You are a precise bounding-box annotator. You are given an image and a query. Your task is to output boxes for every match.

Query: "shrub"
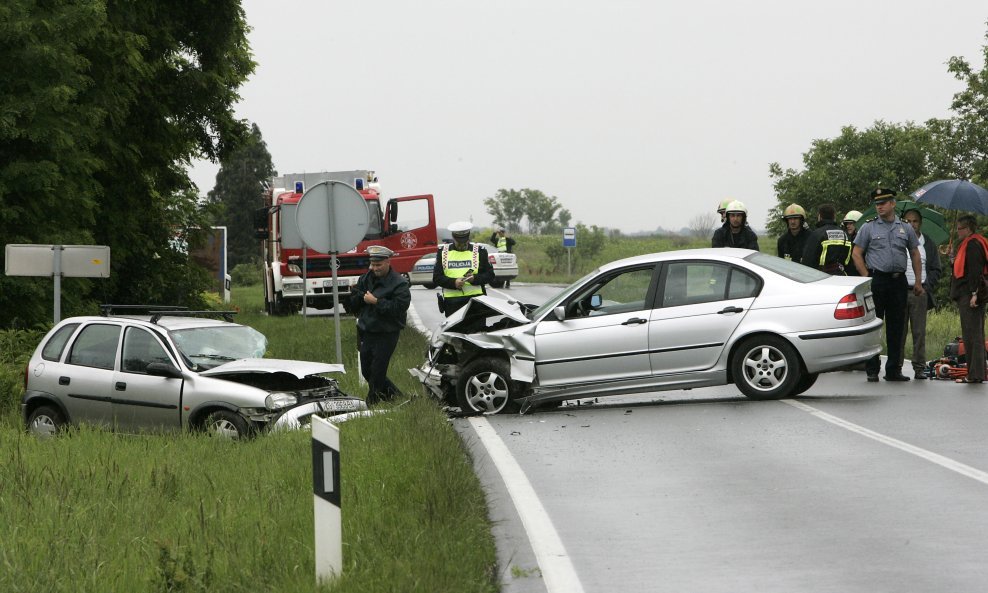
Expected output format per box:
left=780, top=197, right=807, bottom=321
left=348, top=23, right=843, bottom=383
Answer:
left=231, top=261, right=263, bottom=287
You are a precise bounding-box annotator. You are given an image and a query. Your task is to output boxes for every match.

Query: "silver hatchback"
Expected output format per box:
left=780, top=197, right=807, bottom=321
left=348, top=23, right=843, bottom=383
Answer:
left=22, top=307, right=365, bottom=437
left=412, top=248, right=882, bottom=414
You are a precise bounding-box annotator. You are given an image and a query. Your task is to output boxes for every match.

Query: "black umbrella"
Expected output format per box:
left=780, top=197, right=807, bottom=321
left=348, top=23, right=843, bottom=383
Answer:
left=911, top=179, right=988, bottom=214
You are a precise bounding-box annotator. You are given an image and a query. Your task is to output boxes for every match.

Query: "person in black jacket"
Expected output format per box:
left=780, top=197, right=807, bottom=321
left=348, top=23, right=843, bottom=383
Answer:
left=896, top=208, right=942, bottom=379
left=800, top=203, right=853, bottom=274
left=777, top=203, right=810, bottom=262
left=344, top=245, right=411, bottom=404
left=711, top=200, right=759, bottom=250
left=434, top=221, right=495, bottom=316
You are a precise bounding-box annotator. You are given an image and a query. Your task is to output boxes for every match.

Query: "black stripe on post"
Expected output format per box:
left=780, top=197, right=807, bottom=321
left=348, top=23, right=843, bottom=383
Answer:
left=312, top=439, right=341, bottom=508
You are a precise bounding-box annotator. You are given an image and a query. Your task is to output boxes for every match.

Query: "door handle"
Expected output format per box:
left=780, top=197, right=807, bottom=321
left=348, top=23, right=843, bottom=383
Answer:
left=621, top=317, right=647, bottom=325
left=59, top=376, right=70, bottom=385
left=115, top=382, right=127, bottom=391
left=718, top=306, right=743, bottom=314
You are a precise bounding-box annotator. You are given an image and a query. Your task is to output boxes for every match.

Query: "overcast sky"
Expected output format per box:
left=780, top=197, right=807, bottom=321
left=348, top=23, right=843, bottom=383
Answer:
left=190, top=1, right=988, bottom=233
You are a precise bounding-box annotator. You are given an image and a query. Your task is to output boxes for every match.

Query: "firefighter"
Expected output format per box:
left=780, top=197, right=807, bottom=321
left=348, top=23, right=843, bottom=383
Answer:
left=716, top=198, right=733, bottom=224
left=777, top=203, right=810, bottom=262
left=433, top=221, right=495, bottom=316
left=712, top=200, right=759, bottom=250
left=842, top=210, right=862, bottom=241
left=800, top=203, right=853, bottom=274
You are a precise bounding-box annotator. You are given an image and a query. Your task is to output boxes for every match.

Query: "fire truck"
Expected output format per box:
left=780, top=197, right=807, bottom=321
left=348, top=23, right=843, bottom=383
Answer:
left=255, top=171, right=438, bottom=315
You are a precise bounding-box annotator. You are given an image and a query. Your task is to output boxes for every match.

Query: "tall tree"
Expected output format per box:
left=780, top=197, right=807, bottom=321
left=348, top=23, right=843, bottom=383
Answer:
left=483, top=189, right=527, bottom=232
left=523, top=189, right=561, bottom=235
left=207, top=124, right=275, bottom=267
left=0, top=0, right=253, bottom=326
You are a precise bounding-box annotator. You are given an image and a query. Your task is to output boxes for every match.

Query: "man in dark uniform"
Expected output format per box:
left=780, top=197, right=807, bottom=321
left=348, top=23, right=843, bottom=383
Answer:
left=949, top=215, right=988, bottom=383
left=711, top=200, right=760, bottom=250
left=344, top=245, right=411, bottom=404
left=800, top=203, right=853, bottom=274
left=851, top=188, right=925, bottom=383
left=434, top=221, right=495, bottom=316
left=777, top=203, right=810, bottom=262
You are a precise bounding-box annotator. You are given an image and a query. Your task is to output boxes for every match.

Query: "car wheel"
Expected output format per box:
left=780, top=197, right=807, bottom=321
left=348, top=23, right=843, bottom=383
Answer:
left=456, top=358, right=518, bottom=415
left=27, top=405, right=66, bottom=437
left=791, top=372, right=819, bottom=396
left=489, top=279, right=504, bottom=288
left=731, top=335, right=801, bottom=400
left=204, top=410, right=250, bottom=439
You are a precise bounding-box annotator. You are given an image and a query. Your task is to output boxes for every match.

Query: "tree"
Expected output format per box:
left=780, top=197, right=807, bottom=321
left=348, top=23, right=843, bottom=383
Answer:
left=207, top=124, right=275, bottom=267
left=688, top=212, right=717, bottom=238
left=767, top=121, right=932, bottom=237
left=0, top=0, right=253, bottom=326
left=483, top=189, right=527, bottom=232
left=522, top=189, right=561, bottom=234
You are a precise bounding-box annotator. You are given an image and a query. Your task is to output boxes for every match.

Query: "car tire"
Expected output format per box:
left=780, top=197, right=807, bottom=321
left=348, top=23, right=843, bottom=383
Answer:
left=791, top=372, right=819, bottom=396
left=456, top=357, right=519, bottom=415
left=731, top=335, right=801, bottom=400
left=203, top=410, right=251, bottom=439
left=27, top=405, right=66, bottom=437
left=489, top=279, right=504, bottom=288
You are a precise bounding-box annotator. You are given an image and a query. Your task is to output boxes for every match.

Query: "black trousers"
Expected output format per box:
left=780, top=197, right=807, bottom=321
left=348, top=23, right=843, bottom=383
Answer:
left=357, top=330, right=402, bottom=404
left=956, top=296, right=986, bottom=382
left=867, top=273, right=908, bottom=376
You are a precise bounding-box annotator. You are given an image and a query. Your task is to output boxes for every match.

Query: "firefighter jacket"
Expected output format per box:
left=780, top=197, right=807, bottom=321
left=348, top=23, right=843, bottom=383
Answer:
left=777, top=226, right=811, bottom=262
left=433, top=243, right=495, bottom=299
left=711, top=222, right=760, bottom=251
left=801, top=219, right=853, bottom=275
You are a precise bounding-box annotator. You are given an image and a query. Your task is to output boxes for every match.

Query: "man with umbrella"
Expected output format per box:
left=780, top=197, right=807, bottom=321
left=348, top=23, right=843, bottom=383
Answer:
left=851, top=188, right=925, bottom=382
left=896, top=207, right=942, bottom=379
left=948, top=215, right=988, bottom=384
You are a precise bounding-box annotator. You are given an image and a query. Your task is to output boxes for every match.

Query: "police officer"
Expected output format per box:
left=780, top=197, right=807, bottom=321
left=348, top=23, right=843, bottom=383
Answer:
left=851, top=188, right=925, bottom=382
left=344, top=245, right=411, bottom=404
left=434, top=221, right=495, bottom=316
left=777, top=203, right=810, bottom=262
left=800, top=203, right=853, bottom=274
left=489, top=226, right=516, bottom=288
left=711, top=200, right=760, bottom=250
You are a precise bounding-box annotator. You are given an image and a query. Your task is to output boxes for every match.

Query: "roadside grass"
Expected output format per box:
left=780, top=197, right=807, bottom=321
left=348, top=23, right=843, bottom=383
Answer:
left=0, top=285, right=498, bottom=593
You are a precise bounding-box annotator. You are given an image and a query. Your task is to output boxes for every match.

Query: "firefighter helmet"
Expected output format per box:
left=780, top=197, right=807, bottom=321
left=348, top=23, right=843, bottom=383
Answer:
left=782, top=204, right=806, bottom=219
left=724, top=200, right=747, bottom=215
left=717, top=198, right=733, bottom=214
left=842, top=210, right=862, bottom=224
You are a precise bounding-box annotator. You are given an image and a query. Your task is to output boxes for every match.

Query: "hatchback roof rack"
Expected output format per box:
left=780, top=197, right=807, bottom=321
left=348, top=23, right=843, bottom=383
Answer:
left=149, top=310, right=238, bottom=324
left=100, top=304, right=189, bottom=317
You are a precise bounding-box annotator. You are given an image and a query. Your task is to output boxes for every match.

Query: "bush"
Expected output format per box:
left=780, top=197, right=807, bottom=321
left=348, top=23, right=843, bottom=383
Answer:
left=230, top=261, right=263, bottom=287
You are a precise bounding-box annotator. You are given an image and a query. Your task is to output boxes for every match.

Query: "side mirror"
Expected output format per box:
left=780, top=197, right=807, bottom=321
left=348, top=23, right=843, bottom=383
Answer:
left=146, top=362, right=183, bottom=379
left=553, top=305, right=566, bottom=321
left=389, top=202, right=398, bottom=223
left=590, top=294, right=603, bottom=309
left=253, top=207, right=270, bottom=239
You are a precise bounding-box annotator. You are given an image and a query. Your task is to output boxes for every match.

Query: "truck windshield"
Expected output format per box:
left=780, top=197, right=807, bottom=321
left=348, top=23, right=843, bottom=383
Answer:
left=365, top=199, right=382, bottom=239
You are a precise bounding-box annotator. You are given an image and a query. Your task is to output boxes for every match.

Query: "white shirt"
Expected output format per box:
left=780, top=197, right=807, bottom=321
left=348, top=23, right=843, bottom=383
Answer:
left=904, top=233, right=927, bottom=285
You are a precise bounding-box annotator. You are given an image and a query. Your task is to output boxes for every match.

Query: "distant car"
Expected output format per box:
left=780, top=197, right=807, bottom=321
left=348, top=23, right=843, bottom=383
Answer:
left=407, top=243, right=518, bottom=289
left=22, top=306, right=366, bottom=438
left=411, top=248, right=882, bottom=414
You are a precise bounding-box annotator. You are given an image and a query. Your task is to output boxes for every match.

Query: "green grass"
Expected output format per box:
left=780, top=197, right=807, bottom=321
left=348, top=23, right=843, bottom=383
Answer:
left=0, top=285, right=497, bottom=593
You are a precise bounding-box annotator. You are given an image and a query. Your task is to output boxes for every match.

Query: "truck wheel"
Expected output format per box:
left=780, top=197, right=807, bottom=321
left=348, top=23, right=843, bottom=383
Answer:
left=27, top=405, right=66, bottom=437
left=456, top=357, right=519, bottom=415
left=731, top=335, right=801, bottom=400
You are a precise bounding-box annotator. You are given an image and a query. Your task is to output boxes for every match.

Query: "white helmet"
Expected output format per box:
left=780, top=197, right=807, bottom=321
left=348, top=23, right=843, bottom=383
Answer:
left=448, top=221, right=473, bottom=240
left=842, top=210, right=862, bottom=224
left=725, top=200, right=747, bottom=215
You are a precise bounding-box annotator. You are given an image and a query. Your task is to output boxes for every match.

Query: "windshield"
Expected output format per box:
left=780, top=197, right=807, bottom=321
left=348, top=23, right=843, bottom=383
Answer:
left=528, top=267, right=602, bottom=320
left=364, top=199, right=382, bottom=239
left=744, top=252, right=830, bottom=283
left=170, top=325, right=268, bottom=370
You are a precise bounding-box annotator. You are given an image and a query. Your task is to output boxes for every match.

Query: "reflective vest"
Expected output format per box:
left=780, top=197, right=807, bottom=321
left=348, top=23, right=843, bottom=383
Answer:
left=817, top=229, right=853, bottom=275
left=441, top=244, right=483, bottom=298
left=496, top=236, right=507, bottom=251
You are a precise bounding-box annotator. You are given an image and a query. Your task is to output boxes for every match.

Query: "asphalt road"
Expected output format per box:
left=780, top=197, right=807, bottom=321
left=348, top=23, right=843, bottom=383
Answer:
left=407, top=283, right=988, bottom=593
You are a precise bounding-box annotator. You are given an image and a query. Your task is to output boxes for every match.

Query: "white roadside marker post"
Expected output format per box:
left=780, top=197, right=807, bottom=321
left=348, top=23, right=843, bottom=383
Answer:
left=312, top=416, right=342, bottom=583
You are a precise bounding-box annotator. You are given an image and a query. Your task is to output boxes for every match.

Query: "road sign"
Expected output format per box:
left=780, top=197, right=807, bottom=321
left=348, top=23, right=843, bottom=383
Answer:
left=5, top=244, right=111, bottom=323
left=563, top=227, right=576, bottom=247
left=295, top=181, right=369, bottom=254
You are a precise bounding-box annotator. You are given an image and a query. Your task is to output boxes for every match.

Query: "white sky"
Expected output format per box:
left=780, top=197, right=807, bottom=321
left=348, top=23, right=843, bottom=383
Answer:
left=190, top=1, right=988, bottom=233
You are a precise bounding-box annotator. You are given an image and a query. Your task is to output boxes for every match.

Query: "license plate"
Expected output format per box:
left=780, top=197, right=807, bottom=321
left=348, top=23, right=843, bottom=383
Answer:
left=865, top=294, right=875, bottom=311
left=319, top=399, right=360, bottom=412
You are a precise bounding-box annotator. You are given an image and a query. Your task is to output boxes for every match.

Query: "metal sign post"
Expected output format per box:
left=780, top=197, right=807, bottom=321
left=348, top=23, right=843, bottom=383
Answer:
left=312, top=416, right=342, bottom=583
left=5, top=244, right=111, bottom=323
left=295, top=181, right=369, bottom=365
left=563, top=227, right=576, bottom=277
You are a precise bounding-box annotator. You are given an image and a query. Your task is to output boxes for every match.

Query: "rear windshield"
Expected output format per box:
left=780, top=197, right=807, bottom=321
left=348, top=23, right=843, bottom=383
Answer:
left=744, top=252, right=830, bottom=283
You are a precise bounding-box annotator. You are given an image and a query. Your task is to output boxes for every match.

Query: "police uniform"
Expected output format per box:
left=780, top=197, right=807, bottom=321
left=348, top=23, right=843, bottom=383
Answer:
left=343, top=245, right=411, bottom=404
left=433, top=222, right=495, bottom=316
left=851, top=188, right=921, bottom=382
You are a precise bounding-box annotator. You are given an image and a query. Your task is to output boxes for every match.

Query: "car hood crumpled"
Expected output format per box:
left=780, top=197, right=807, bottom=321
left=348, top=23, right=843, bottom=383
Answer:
left=199, top=358, right=345, bottom=378
left=442, top=295, right=531, bottom=329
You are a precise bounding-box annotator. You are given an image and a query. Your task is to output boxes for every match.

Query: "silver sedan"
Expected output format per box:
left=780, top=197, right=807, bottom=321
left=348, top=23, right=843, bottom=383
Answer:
left=411, top=248, right=882, bottom=414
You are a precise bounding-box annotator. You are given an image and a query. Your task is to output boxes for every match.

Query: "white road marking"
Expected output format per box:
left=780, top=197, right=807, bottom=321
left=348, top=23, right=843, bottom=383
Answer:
left=407, top=301, right=431, bottom=335
left=468, top=416, right=586, bottom=593
left=783, top=399, right=988, bottom=485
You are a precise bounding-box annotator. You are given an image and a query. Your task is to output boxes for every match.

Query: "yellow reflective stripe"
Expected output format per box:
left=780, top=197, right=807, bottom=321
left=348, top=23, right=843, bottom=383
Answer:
left=819, top=239, right=853, bottom=266
left=442, top=245, right=483, bottom=297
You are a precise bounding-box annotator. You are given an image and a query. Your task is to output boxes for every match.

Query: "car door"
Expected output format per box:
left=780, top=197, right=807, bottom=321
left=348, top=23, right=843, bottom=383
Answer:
left=534, top=265, right=657, bottom=387
left=112, top=327, right=185, bottom=432
left=61, top=322, right=122, bottom=428
left=649, top=261, right=760, bottom=375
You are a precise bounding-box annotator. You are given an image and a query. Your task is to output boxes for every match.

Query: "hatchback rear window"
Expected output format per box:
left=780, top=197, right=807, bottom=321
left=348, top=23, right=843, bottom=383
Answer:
left=42, top=323, right=80, bottom=361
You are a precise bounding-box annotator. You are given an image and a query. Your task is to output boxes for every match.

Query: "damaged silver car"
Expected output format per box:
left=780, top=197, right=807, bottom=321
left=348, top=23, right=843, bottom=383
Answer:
left=22, top=306, right=365, bottom=438
left=411, top=248, right=883, bottom=414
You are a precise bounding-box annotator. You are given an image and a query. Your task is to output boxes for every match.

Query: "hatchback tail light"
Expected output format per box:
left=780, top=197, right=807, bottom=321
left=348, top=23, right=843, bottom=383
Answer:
left=834, top=293, right=865, bottom=319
